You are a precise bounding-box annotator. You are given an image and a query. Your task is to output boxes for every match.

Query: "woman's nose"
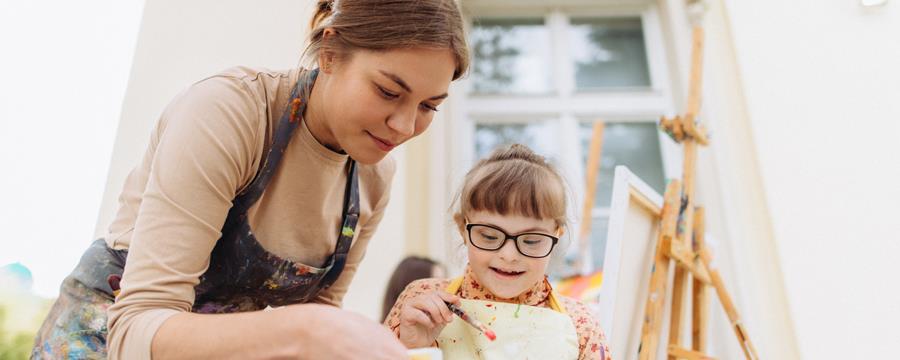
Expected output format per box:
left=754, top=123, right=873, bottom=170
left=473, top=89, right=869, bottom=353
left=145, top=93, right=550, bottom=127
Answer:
left=386, top=106, right=416, bottom=137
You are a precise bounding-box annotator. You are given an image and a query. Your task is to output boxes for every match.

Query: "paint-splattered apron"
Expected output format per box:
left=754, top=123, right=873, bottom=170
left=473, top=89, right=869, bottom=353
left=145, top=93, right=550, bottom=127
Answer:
left=32, top=69, right=361, bottom=359
left=436, top=277, right=580, bottom=360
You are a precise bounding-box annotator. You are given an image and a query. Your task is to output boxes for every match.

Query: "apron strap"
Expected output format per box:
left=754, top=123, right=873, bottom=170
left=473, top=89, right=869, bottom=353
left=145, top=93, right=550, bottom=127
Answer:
left=444, top=276, right=568, bottom=315
left=223, top=67, right=359, bottom=291
left=230, top=69, right=319, bottom=216
left=318, top=159, right=360, bottom=290
left=546, top=280, right=568, bottom=315
left=445, top=276, right=464, bottom=294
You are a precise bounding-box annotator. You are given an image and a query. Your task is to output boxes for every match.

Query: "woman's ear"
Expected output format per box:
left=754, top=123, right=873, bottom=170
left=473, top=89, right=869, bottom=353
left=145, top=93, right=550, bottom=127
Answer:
left=317, top=28, right=338, bottom=73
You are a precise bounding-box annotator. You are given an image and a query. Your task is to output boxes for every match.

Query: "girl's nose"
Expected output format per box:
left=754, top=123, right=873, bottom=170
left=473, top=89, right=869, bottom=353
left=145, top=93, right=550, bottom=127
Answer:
left=497, top=239, right=520, bottom=261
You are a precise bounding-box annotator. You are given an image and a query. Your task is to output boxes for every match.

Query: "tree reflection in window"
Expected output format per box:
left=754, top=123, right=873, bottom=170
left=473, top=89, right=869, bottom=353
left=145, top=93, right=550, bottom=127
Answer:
left=571, top=17, right=651, bottom=90
left=470, top=18, right=550, bottom=94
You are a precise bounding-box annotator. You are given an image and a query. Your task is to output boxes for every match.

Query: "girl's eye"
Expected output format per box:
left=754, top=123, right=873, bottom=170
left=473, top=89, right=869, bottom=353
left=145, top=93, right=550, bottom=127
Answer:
left=377, top=85, right=399, bottom=99
left=480, top=233, right=499, bottom=241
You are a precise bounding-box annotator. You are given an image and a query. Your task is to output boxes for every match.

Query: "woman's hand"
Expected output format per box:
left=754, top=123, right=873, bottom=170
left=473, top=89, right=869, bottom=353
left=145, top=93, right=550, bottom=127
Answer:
left=290, top=304, right=408, bottom=359
left=397, top=291, right=460, bottom=349
left=150, top=303, right=407, bottom=360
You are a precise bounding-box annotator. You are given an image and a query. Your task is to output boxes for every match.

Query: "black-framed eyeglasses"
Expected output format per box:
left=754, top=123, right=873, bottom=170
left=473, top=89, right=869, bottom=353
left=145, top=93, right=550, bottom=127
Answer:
left=465, top=223, right=559, bottom=258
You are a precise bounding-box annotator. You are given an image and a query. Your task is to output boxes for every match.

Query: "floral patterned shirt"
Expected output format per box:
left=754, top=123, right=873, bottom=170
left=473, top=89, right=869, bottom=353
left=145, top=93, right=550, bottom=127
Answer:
left=384, top=266, right=612, bottom=360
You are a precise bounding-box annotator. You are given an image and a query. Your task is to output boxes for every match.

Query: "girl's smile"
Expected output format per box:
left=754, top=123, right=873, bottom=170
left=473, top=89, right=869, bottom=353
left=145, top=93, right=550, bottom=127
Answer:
left=489, top=266, right=526, bottom=279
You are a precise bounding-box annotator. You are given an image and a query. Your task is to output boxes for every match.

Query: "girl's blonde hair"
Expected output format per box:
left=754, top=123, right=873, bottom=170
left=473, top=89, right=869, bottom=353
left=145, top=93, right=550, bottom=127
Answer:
left=304, top=0, right=469, bottom=80
left=453, top=144, right=569, bottom=232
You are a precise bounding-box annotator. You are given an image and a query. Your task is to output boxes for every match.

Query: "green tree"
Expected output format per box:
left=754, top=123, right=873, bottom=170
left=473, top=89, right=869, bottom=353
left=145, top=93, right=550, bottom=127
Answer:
left=0, top=306, right=37, bottom=360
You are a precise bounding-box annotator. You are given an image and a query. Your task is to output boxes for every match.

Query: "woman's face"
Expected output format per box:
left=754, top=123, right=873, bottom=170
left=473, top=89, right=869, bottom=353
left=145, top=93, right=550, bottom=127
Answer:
left=460, top=211, right=559, bottom=299
left=315, top=46, right=456, bottom=165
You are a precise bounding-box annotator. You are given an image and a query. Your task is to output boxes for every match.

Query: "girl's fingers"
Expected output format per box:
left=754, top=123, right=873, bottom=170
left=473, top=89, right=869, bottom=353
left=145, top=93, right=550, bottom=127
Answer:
left=402, top=302, right=435, bottom=329
left=407, top=309, right=435, bottom=329
left=428, top=294, right=453, bottom=323
left=411, top=297, right=445, bottom=327
left=427, top=297, right=451, bottom=325
left=437, top=291, right=461, bottom=306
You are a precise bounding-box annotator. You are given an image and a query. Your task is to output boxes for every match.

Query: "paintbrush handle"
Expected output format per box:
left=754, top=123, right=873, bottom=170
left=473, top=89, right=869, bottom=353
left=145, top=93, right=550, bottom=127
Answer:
left=445, top=303, right=475, bottom=325
left=444, top=301, right=497, bottom=341
left=444, top=302, right=481, bottom=328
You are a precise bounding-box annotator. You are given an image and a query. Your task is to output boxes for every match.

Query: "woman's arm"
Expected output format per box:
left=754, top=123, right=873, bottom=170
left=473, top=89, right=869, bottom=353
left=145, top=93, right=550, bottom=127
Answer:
left=152, top=303, right=406, bottom=359
left=107, top=74, right=264, bottom=360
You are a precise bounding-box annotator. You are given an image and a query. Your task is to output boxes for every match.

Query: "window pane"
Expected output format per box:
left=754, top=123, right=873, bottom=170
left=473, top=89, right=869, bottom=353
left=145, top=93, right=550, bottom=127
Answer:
left=579, top=122, right=665, bottom=209
left=570, top=17, right=651, bottom=90
left=474, top=121, right=559, bottom=163
left=548, top=216, right=608, bottom=278
left=470, top=18, right=552, bottom=94
left=590, top=215, right=609, bottom=270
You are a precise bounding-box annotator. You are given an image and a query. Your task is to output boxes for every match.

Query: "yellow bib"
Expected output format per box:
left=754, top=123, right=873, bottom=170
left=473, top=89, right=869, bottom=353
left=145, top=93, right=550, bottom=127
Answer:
left=436, top=277, right=579, bottom=360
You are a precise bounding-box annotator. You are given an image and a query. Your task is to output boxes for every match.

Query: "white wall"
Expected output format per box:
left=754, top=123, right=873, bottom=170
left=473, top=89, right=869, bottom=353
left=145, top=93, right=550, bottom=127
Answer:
left=0, top=0, right=143, bottom=297
left=723, top=1, right=900, bottom=359
left=96, top=0, right=407, bottom=321
left=95, top=0, right=314, bottom=237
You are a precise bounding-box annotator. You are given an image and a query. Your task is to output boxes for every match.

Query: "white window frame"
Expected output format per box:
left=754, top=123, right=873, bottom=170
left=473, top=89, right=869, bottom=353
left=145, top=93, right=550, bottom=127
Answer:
left=430, top=1, right=684, bottom=269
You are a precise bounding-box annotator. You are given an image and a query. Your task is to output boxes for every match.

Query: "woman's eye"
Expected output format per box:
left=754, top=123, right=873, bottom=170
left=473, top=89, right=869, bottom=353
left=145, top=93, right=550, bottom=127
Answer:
left=377, top=86, right=399, bottom=99
left=420, top=103, right=439, bottom=112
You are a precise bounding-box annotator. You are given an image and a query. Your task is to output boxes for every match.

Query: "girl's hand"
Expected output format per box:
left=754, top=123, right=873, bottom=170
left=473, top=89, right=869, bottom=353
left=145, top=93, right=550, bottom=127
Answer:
left=398, top=291, right=460, bottom=348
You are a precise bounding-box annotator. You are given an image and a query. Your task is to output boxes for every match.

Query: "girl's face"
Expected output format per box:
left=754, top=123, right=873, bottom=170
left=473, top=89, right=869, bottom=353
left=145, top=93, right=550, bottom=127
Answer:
left=461, top=210, right=559, bottom=299
left=314, top=46, right=456, bottom=165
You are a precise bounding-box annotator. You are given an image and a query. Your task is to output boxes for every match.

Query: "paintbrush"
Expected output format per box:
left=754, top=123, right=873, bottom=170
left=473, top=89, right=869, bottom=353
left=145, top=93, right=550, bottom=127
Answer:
left=444, top=301, right=496, bottom=341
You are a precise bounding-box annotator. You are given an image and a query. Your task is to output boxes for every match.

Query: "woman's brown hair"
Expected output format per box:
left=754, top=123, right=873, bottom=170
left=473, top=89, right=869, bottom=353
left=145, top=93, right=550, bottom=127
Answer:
left=305, top=0, right=469, bottom=80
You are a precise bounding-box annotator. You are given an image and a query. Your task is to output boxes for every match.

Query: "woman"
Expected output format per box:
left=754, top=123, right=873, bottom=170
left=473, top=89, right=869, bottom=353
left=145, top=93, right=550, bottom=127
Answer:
left=32, top=0, right=469, bottom=359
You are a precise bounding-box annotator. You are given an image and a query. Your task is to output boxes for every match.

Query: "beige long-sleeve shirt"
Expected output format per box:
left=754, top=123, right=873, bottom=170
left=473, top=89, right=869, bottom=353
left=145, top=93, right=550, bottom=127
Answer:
left=104, top=67, right=395, bottom=360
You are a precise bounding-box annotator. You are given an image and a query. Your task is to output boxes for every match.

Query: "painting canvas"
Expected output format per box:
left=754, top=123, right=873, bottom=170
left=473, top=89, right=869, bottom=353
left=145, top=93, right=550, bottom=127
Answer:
left=595, top=166, right=674, bottom=360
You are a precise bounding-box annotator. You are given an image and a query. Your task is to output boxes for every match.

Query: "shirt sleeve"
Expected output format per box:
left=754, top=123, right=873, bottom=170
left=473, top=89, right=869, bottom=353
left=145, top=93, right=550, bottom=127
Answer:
left=562, top=297, right=613, bottom=360
left=106, top=75, right=265, bottom=360
left=310, top=157, right=396, bottom=307
left=383, top=278, right=449, bottom=336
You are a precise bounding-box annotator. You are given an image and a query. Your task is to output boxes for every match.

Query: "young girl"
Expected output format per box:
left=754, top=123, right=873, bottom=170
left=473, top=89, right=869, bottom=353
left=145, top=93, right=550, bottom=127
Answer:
left=384, top=144, right=613, bottom=360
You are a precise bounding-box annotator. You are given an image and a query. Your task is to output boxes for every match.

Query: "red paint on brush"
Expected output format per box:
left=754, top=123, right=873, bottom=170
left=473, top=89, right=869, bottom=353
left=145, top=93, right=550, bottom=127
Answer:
left=485, top=330, right=497, bottom=341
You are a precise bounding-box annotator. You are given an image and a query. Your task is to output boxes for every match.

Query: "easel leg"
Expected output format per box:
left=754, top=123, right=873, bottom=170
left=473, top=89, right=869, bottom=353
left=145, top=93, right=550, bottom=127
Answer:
left=691, top=278, right=708, bottom=353
left=691, top=208, right=708, bottom=353
left=638, top=181, right=682, bottom=360
left=668, top=266, right=689, bottom=360
left=700, top=249, right=760, bottom=360
left=639, top=247, right=671, bottom=360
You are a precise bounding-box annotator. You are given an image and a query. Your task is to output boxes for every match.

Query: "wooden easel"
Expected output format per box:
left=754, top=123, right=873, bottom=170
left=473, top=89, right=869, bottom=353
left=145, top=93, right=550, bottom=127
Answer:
left=573, top=121, right=605, bottom=274
left=636, top=26, right=760, bottom=360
